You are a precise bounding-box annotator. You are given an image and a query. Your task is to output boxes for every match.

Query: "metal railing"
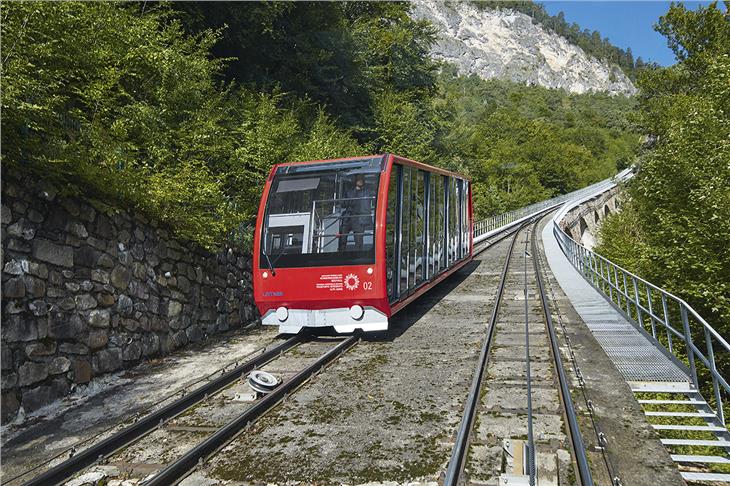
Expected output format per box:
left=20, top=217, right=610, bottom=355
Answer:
left=553, top=184, right=729, bottom=426
left=472, top=172, right=628, bottom=242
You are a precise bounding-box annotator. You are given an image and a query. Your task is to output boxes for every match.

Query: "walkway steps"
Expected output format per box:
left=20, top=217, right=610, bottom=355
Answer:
left=671, top=455, right=730, bottom=464
left=629, top=383, right=694, bottom=393
left=681, top=472, right=730, bottom=483
left=646, top=411, right=718, bottom=418
left=661, top=439, right=730, bottom=448
left=639, top=399, right=707, bottom=406
left=654, top=424, right=729, bottom=433
left=642, top=391, right=730, bottom=483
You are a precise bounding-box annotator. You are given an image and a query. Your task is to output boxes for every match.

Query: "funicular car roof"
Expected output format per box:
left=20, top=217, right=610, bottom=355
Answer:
left=269, top=154, right=470, bottom=181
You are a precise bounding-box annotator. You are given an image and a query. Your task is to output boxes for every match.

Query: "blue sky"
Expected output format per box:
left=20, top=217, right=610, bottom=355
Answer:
left=541, top=2, right=713, bottom=66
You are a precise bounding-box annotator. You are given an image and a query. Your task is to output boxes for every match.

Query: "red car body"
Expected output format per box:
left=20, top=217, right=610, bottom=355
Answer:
left=253, top=154, right=472, bottom=334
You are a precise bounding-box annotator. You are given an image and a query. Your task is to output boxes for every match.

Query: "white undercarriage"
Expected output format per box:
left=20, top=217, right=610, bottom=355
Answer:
left=261, top=306, right=388, bottom=334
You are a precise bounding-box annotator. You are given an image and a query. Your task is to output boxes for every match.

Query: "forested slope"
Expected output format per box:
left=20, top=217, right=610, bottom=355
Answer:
left=597, top=3, right=729, bottom=363
left=1, top=1, right=640, bottom=249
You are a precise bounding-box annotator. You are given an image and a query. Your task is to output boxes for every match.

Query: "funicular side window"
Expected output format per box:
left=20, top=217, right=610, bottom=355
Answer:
left=437, top=174, right=446, bottom=272
left=412, top=169, right=426, bottom=288
left=260, top=156, right=383, bottom=269
left=448, top=177, right=458, bottom=264
left=462, top=181, right=470, bottom=256
left=457, top=179, right=464, bottom=260
left=399, top=166, right=412, bottom=294
left=386, top=166, right=399, bottom=301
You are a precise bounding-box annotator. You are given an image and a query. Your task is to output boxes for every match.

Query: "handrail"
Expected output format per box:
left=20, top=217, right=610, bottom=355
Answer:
left=551, top=176, right=729, bottom=426
left=472, top=170, right=631, bottom=243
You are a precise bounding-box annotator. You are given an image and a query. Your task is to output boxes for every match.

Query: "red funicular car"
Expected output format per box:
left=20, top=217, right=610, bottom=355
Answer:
left=253, top=154, right=472, bottom=334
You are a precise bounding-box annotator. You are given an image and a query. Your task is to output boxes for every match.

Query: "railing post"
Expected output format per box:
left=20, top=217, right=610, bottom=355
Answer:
left=680, top=305, right=699, bottom=389
left=579, top=246, right=585, bottom=273
left=633, top=277, right=643, bottom=330
left=661, top=294, right=673, bottom=353
left=622, top=272, right=631, bottom=317
left=704, top=326, right=725, bottom=426
left=590, top=253, right=598, bottom=286
left=646, top=287, right=657, bottom=339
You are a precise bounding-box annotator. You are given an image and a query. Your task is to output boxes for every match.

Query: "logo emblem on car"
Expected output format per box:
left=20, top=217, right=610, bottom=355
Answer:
left=344, top=273, right=360, bottom=291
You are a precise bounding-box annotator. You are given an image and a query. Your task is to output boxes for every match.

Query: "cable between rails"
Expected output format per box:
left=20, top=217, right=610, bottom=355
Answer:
left=531, top=218, right=595, bottom=486
left=444, top=219, right=531, bottom=485
left=533, top=230, right=623, bottom=486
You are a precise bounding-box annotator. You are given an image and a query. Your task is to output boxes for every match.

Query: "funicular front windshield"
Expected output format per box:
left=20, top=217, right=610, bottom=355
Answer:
left=260, top=156, right=383, bottom=269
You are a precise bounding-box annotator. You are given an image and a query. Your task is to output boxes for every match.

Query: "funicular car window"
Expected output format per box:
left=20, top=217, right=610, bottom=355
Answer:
left=260, top=156, right=383, bottom=269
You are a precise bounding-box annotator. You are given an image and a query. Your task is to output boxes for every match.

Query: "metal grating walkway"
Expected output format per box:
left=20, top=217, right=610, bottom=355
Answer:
left=541, top=222, right=690, bottom=386
left=542, top=219, right=730, bottom=483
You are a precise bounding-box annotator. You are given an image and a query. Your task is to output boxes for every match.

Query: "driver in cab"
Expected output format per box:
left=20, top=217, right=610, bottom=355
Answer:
left=339, top=174, right=374, bottom=251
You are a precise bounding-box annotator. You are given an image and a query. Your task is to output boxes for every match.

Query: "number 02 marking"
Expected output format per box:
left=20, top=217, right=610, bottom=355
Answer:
left=363, top=282, right=373, bottom=291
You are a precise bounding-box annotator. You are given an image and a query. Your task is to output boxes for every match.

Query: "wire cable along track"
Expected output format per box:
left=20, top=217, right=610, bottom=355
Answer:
left=531, top=220, right=593, bottom=486
left=143, top=335, right=358, bottom=485
left=20, top=334, right=305, bottom=486
left=445, top=216, right=595, bottom=486
left=444, top=219, right=528, bottom=484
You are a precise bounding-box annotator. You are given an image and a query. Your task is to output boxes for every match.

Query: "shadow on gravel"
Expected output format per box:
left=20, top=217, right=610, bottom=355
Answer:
left=276, top=259, right=482, bottom=344
left=365, top=259, right=482, bottom=343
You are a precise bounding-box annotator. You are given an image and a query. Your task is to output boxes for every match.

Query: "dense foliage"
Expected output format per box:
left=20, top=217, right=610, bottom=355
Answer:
left=2, top=1, right=639, bottom=249
left=1, top=2, right=364, bottom=248
left=433, top=68, right=639, bottom=217
left=171, top=2, right=438, bottom=135
left=597, top=2, right=729, bottom=371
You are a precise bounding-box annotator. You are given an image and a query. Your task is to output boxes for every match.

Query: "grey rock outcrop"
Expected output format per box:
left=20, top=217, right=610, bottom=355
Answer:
left=411, top=1, right=637, bottom=96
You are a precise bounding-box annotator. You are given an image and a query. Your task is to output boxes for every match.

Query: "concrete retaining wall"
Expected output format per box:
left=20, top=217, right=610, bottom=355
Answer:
left=1, top=172, right=258, bottom=423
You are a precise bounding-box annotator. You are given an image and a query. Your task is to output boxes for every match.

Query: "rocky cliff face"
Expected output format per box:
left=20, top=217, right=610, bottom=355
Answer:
left=412, top=1, right=637, bottom=96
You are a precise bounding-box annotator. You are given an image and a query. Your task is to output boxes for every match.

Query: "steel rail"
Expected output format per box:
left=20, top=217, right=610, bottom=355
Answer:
left=444, top=219, right=530, bottom=485
left=472, top=205, right=557, bottom=258
left=21, top=334, right=304, bottom=486
left=144, top=335, right=358, bottom=486
left=523, top=229, right=536, bottom=485
left=531, top=219, right=594, bottom=486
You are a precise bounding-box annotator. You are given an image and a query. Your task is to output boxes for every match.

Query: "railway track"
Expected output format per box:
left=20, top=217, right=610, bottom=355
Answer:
left=18, top=335, right=355, bottom=486
left=14, top=218, right=552, bottom=486
left=445, top=216, right=593, bottom=486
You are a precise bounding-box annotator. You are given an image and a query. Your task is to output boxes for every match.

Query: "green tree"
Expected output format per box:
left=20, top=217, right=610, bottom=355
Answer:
left=598, top=2, right=730, bottom=376
left=1, top=2, right=363, bottom=248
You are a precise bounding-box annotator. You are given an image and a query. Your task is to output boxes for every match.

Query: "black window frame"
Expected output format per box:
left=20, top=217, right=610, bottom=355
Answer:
left=258, top=156, right=385, bottom=269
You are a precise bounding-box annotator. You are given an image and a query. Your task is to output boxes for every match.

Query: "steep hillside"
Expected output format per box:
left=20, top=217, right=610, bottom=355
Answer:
left=412, top=1, right=637, bottom=96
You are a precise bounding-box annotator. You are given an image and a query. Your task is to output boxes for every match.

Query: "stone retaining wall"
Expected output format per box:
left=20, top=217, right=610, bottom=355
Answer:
left=559, top=186, right=621, bottom=250
left=1, top=172, right=258, bottom=423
